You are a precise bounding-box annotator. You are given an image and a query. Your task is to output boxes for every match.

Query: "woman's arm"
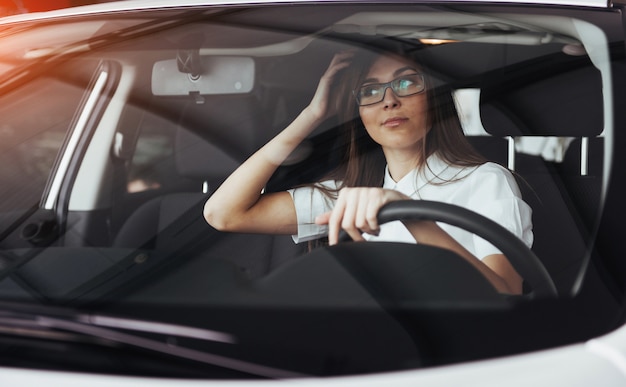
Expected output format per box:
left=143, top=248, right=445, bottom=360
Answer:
left=315, top=187, right=523, bottom=294
left=404, top=221, right=523, bottom=294
left=203, top=109, right=321, bottom=235
left=203, top=52, right=353, bottom=234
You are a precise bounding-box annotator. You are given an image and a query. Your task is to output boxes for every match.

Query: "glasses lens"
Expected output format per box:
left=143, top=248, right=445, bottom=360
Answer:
left=357, top=85, right=383, bottom=106
left=391, top=74, right=424, bottom=97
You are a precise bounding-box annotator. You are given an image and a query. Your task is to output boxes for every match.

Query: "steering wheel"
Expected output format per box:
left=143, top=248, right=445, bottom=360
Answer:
left=342, top=200, right=557, bottom=298
left=258, top=200, right=556, bottom=308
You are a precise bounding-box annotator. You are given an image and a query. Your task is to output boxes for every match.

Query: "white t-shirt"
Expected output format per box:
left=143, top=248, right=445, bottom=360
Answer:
left=287, top=154, right=533, bottom=260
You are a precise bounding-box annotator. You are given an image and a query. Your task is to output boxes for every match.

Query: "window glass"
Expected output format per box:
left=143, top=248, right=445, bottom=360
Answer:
left=126, top=113, right=175, bottom=193
left=0, top=61, right=97, bottom=215
left=0, top=5, right=620, bottom=378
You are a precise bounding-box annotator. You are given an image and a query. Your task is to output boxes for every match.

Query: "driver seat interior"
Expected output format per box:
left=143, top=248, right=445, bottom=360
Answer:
left=476, top=64, right=604, bottom=295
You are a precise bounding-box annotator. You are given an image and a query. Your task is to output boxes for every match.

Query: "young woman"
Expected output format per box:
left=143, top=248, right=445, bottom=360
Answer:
left=204, top=49, right=533, bottom=295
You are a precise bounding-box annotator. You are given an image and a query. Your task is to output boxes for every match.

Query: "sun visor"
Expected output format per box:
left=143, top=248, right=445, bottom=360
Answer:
left=152, top=55, right=254, bottom=96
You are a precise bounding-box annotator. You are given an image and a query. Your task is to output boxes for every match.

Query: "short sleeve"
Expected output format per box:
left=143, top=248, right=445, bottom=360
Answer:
left=287, top=181, right=338, bottom=243
left=467, top=163, right=533, bottom=258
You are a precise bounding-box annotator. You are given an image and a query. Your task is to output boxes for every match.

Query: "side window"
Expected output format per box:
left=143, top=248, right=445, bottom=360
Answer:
left=120, top=100, right=193, bottom=195
left=0, top=62, right=98, bottom=215
left=127, top=119, right=174, bottom=194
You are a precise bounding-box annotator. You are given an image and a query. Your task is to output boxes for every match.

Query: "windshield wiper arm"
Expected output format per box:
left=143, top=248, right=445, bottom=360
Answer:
left=0, top=310, right=307, bottom=379
left=76, top=314, right=235, bottom=343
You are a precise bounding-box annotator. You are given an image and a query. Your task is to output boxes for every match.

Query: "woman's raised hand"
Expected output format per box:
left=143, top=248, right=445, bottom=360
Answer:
left=306, top=51, right=354, bottom=122
left=315, top=187, right=411, bottom=245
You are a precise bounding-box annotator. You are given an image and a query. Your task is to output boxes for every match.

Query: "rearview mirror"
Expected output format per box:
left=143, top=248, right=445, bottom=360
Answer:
left=151, top=56, right=254, bottom=96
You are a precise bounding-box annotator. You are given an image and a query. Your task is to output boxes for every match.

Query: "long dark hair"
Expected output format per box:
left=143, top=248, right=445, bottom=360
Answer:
left=326, top=48, right=486, bottom=189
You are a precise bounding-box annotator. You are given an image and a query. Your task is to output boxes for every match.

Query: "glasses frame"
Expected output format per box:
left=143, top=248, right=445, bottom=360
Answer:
left=353, top=73, right=426, bottom=107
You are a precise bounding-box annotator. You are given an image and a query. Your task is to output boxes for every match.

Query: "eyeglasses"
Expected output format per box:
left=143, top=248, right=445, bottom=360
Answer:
left=354, top=73, right=425, bottom=106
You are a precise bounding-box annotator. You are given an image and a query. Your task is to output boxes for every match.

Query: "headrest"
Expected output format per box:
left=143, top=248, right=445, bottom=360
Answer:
left=174, top=127, right=240, bottom=181
left=480, top=65, right=603, bottom=137
left=173, top=96, right=264, bottom=182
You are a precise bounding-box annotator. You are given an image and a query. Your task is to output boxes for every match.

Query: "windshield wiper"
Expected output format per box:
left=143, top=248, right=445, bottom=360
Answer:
left=0, top=308, right=307, bottom=379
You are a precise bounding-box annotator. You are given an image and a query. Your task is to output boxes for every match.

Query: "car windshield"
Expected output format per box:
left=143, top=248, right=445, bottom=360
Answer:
left=0, top=3, right=623, bottom=379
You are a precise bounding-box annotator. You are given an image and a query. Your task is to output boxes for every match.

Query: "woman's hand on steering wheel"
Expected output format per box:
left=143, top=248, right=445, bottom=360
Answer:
left=315, top=187, right=410, bottom=245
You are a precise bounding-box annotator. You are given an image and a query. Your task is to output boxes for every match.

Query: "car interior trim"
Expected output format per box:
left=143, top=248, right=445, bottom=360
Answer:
left=44, top=70, right=110, bottom=210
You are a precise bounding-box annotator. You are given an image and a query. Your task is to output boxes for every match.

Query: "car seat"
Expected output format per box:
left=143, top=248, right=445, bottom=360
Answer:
left=113, top=98, right=304, bottom=281
left=477, top=64, right=604, bottom=295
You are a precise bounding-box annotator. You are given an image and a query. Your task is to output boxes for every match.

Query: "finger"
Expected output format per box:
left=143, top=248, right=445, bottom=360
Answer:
left=330, top=50, right=355, bottom=65
left=315, top=211, right=331, bottom=225
left=327, top=194, right=346, bottom=245
left=365, top=190, right=382, bottom=235
left=325, top=51, right=355, bottom=76
left=355, top=189, right=375, bottom=235
left=339, top=189, right=364, bottom=244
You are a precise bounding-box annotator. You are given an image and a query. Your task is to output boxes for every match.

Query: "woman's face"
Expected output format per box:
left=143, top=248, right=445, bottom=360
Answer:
left=358, top=55, right=430, bottom=155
